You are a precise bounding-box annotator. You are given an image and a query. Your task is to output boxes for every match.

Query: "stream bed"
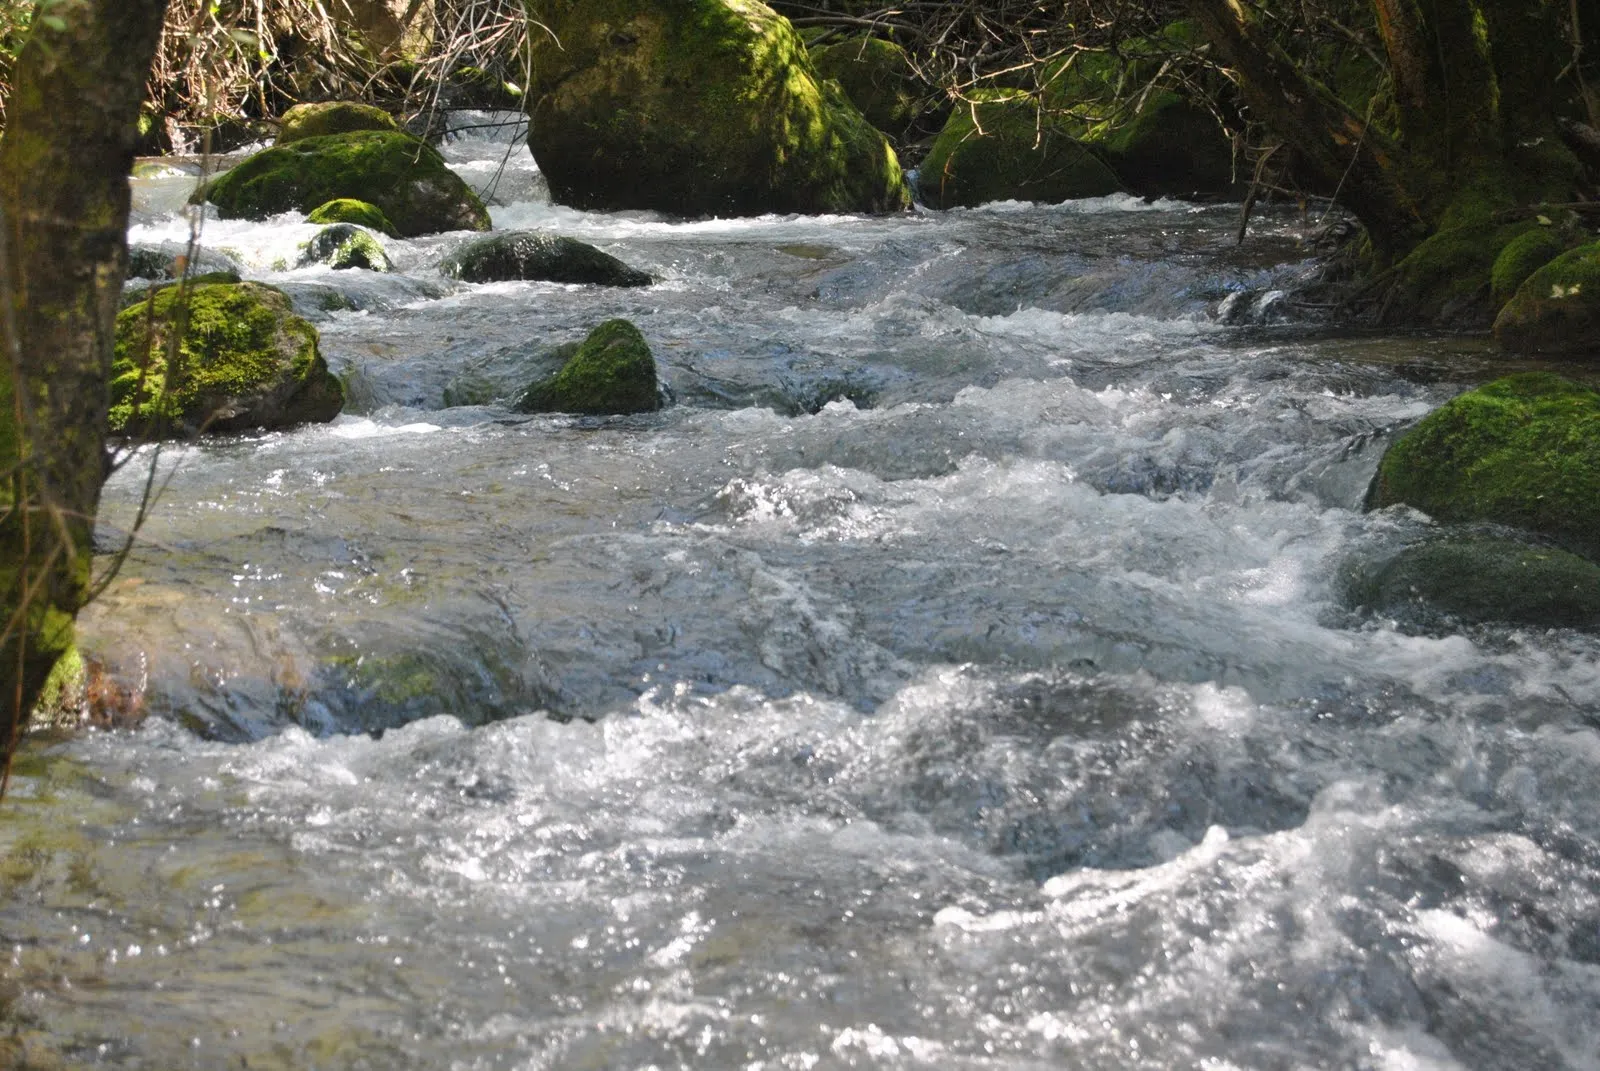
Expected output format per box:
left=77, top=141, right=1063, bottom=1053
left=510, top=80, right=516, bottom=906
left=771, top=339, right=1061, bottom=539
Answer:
left=3, top=115, right=1599, bottom=1070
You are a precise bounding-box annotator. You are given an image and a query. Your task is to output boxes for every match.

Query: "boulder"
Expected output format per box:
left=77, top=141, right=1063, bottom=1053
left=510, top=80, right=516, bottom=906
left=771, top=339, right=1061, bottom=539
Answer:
left=917, top=92, right=1123, bottom=209
left=277, top=101, right=398, bottom=144
left=440, top=231, right=651, bottom=286
left=298, top=224, right=393, bottom=272
left=1345, top=534, right=1600, bottom=630
left=1493, top=240, right=1600, bottom=355
left=1386, top=220, right=1539, bottom=327
left=307, top=198, right=399, bottom=237
left=1490, top=225, right=1569, bottom=305
left=523, top=0, right=910, bottom=217
left=1094, top=91, right=1234, bottom=199
left=202, top=130, right=491, bottom=237
left=111, top=281, right=344, bottom=437
left=1366, top=373, right=1600, bottom=558
left=808, top=36, right=924, bottom=138
left=515, top=319, right=660, bottom=415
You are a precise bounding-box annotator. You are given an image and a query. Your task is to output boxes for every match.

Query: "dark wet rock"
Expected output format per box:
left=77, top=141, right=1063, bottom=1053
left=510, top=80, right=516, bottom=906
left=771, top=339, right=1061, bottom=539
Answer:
left=298, top=223, right=393, bottom=272
left=514, top=319, right=660, bottom=415
left=440, top=231, right=652, bottom=286
left=1494, top=239, right=1600, bottom=356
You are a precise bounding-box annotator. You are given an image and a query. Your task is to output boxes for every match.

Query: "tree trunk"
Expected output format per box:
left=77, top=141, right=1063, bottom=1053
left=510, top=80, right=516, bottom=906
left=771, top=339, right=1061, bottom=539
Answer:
left=0, top=0, right=169, bottom=785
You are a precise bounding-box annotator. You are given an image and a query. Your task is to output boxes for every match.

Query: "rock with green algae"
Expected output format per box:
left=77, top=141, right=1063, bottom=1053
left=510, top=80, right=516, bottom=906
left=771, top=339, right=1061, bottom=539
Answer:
left=1366, top=372, right=1600, bottom=558
left=111, top=281, right=344, bottom=437
left=202, top=130, right=490, bottom=237
left=917, top=91, right=1123, bottom=209
left=807, top=36, right=926, bottom=138
left=440, top=231, right=651, bottom=286
left=276, top=101, right=398, bottom=144
left=298, top=223, right=393, bottom=272
left=1344, top=533, right=1600, bottom=631
left=523, top=0, right=909, bottom=217
left=1385, top=220, right=1542, bottom=326
left=1493, top=240, right=1600, bottom=355
left=515, top=319, right=660, bottom=415
left=1490, top=225, right=1570, bottom=305
left=307, top=197, right=399, bottom=237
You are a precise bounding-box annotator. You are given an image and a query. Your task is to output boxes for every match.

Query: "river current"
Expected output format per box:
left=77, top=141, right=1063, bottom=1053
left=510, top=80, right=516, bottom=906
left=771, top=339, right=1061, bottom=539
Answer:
left=3, top=115, right=1599, bottom=1069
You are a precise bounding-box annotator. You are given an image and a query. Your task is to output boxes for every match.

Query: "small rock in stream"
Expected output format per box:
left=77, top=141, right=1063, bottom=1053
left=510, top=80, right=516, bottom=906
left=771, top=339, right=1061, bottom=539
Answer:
left=440, top=231, right=652, bottom=287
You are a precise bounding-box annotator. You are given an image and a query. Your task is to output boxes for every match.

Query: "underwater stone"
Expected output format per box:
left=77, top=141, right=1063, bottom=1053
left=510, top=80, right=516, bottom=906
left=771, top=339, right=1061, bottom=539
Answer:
left=515, top=319, right=660, bottom=415
left=440, top=231, right=651, bottom=286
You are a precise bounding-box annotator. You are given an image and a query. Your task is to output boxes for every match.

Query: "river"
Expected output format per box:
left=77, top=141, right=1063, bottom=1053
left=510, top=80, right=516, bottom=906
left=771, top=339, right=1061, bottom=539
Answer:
left=2, top=114, right=1598, bottom=1070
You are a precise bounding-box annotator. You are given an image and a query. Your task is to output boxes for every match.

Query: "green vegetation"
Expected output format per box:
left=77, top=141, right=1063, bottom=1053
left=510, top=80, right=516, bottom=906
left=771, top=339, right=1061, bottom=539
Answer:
left=202, top=130, right=491, bottom=237
left=111, top=281, right=344, bottom=437
left=807, top=36, right=924, bottom=138
left=515, top=319, right=662, bottom=415
left=1493, top=241, right=1600, bottom=355
left=276, top=100, right=397, bottom=143
left=307, top=197, right=399, bottom=237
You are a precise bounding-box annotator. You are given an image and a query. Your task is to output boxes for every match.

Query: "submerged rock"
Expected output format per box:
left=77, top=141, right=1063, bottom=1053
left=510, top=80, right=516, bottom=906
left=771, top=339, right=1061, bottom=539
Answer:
left=111, top=281, right=344, bottom=437
left=1366, top=373, right=1600, bottom=558
left=202, top=130, right=491, bottom=237
left=440, top=231, right=651, bottom=286
left=1494, top=240, right=1600, bottom=355
left=1345, top=534, right=1600, bottom=630
left=515, top=319, right=660, bottom=415
left=307, top=197, right=399, bottom=237
left=298, top=223, right=393, bottom=272
left=523, top=0, right=910, bottom=217
left=277, top=101, right=398, bottom=144
left=917, top=92, right=1123, bottom=209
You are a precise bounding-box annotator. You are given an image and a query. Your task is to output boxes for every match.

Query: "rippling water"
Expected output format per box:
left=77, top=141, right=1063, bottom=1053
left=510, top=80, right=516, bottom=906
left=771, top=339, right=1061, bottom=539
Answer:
left=3, top=114, right=1598, bottom=1070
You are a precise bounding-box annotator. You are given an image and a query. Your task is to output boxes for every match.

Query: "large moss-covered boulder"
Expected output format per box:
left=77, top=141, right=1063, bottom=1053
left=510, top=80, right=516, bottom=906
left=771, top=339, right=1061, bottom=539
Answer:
left=111, top=282, right=344, bottom=437
left=515, top=319, right=660, bottom=415
left=523, top=0, right=910, bottom=217
left=1493, top=240, right=1600, bottom=355
left=277, top=101, right=398, bottom=144
left=1366, top=373, right=1600, bottom=558
left=440, top=231, right=652, bottom=286
left=203, top=130, right=490, bottom=237
left=808, top=36, right=924, bottom=138
left=1094, top=91, right=1234, bottom=199
left=298, top=224, right=393, bottom=272
left=1386, top=221, right=1540, bottom=326
left=307, top=197, right=399, bottom=237
left=917, top=91, right=1123, bottom=209
left=1345, top=534, right=1600, bottom=630
left=1490, top=225, right=1569, bottom=305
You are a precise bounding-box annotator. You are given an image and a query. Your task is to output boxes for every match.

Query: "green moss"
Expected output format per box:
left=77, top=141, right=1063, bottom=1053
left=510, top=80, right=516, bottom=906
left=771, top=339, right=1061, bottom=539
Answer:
left=111, top=282, right=344, bottom=437
left=29, top=646, right=84, bottom=732
left=515, top=319, right=660, bottom=415
left=307, top=198, right=399, bottom=237
left=1489, top=226, right=1569, bottom=305
left=202, top=130, right=490, bottom=237
left=446, top=65, right=524, bottom=110
left=524, top=0, right=909, bottom=216
left=808, top=36, right=922, bottom=137
left=119, top=270, right=243, bottom=309
left=299, top=224, right=392, bottom=272
left=1367, top=373, right=1600, bottom=558
left=1388, top=220, right=1538, bottom=324
left=1346, top=534, right=1600, bottom=630
left=277, top=101, right=398, bottom=144
left=1493, top=240, right=1600, bottom=355
left=918, top=91, right=1122, bottom=209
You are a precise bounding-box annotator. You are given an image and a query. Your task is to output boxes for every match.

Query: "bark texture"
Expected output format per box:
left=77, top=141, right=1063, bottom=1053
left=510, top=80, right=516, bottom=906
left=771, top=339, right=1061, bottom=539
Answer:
left=0, top=0, right=169, bottom=782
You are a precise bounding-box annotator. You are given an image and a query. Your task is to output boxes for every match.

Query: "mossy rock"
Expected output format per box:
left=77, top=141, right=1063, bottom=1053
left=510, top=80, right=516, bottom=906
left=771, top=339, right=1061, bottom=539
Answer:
left=515, top=319, right=661, bottom=415
left=112, top=281, right=344, bottom=437
left=1387, top=220, right=1539, bottom=326
left=1493, top=240, right=1600, bottom=356
left=443, top=341, right=580, bottom=407
left=1366, top=373, right=1600, bottom=558
left=298, top=224, right=393, bottom=272
left=808, top=36, right=924, bottom=138
left=202, top=130, right=491, bottom=237
left=1093, top=91, right=1234, bottom=199
left=277, top=101, right=398, bottom=144
left=917, top=91, right=1123, bottom=209
left=29, top=646, right=85, bottom=733
left=120, top=270, right=244, bottom=309
left=1344, top=534, right=1600, bottom=630
left=1490, top=225, right=1570, bottom=305
left=440, top=231, right=652, bottom=286
left=524, top=0, right=910, bottom=217
left=307, top=198, right=399, bottom=237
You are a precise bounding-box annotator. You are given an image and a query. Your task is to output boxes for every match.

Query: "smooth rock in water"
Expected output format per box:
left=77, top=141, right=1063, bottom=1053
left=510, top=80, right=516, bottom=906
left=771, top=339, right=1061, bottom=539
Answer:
left=440, top=231, right=651, bottom=286
left=515, top=320, right=660, bottom=415
left=307, top=197, right=399, bottom=237
left=111, top=281, right=344, bottom=437
left=917, top=91, right=1123, bottom=209
left=523, top=0, right=910, bottom=217
left=202, top=130, right=491, bottom=237
left=1366, top=372, right=1600, bottom=558
left=1493, top=239, right=1600, bottom=355
left=299, top=223, right=393, bottom=272
left=277, top=101, right=398, bottom=144
left=808, top=36, right=927, bottom=138
left=1094, top=91, right=1234, bottom=199
left=1345, top=534, right=1600, bottom=630
left=127, top=242, right=240, bottom=281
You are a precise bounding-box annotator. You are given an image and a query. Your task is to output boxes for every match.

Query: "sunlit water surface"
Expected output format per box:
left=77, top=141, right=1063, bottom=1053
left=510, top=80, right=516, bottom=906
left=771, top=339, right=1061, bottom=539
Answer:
left=3, top=113, right=1599, bottom=1071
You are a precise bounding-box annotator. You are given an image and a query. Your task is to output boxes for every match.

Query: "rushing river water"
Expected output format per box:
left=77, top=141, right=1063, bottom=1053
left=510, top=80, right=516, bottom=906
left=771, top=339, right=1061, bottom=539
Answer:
left=3, top=114, right=1599, bottom=1070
